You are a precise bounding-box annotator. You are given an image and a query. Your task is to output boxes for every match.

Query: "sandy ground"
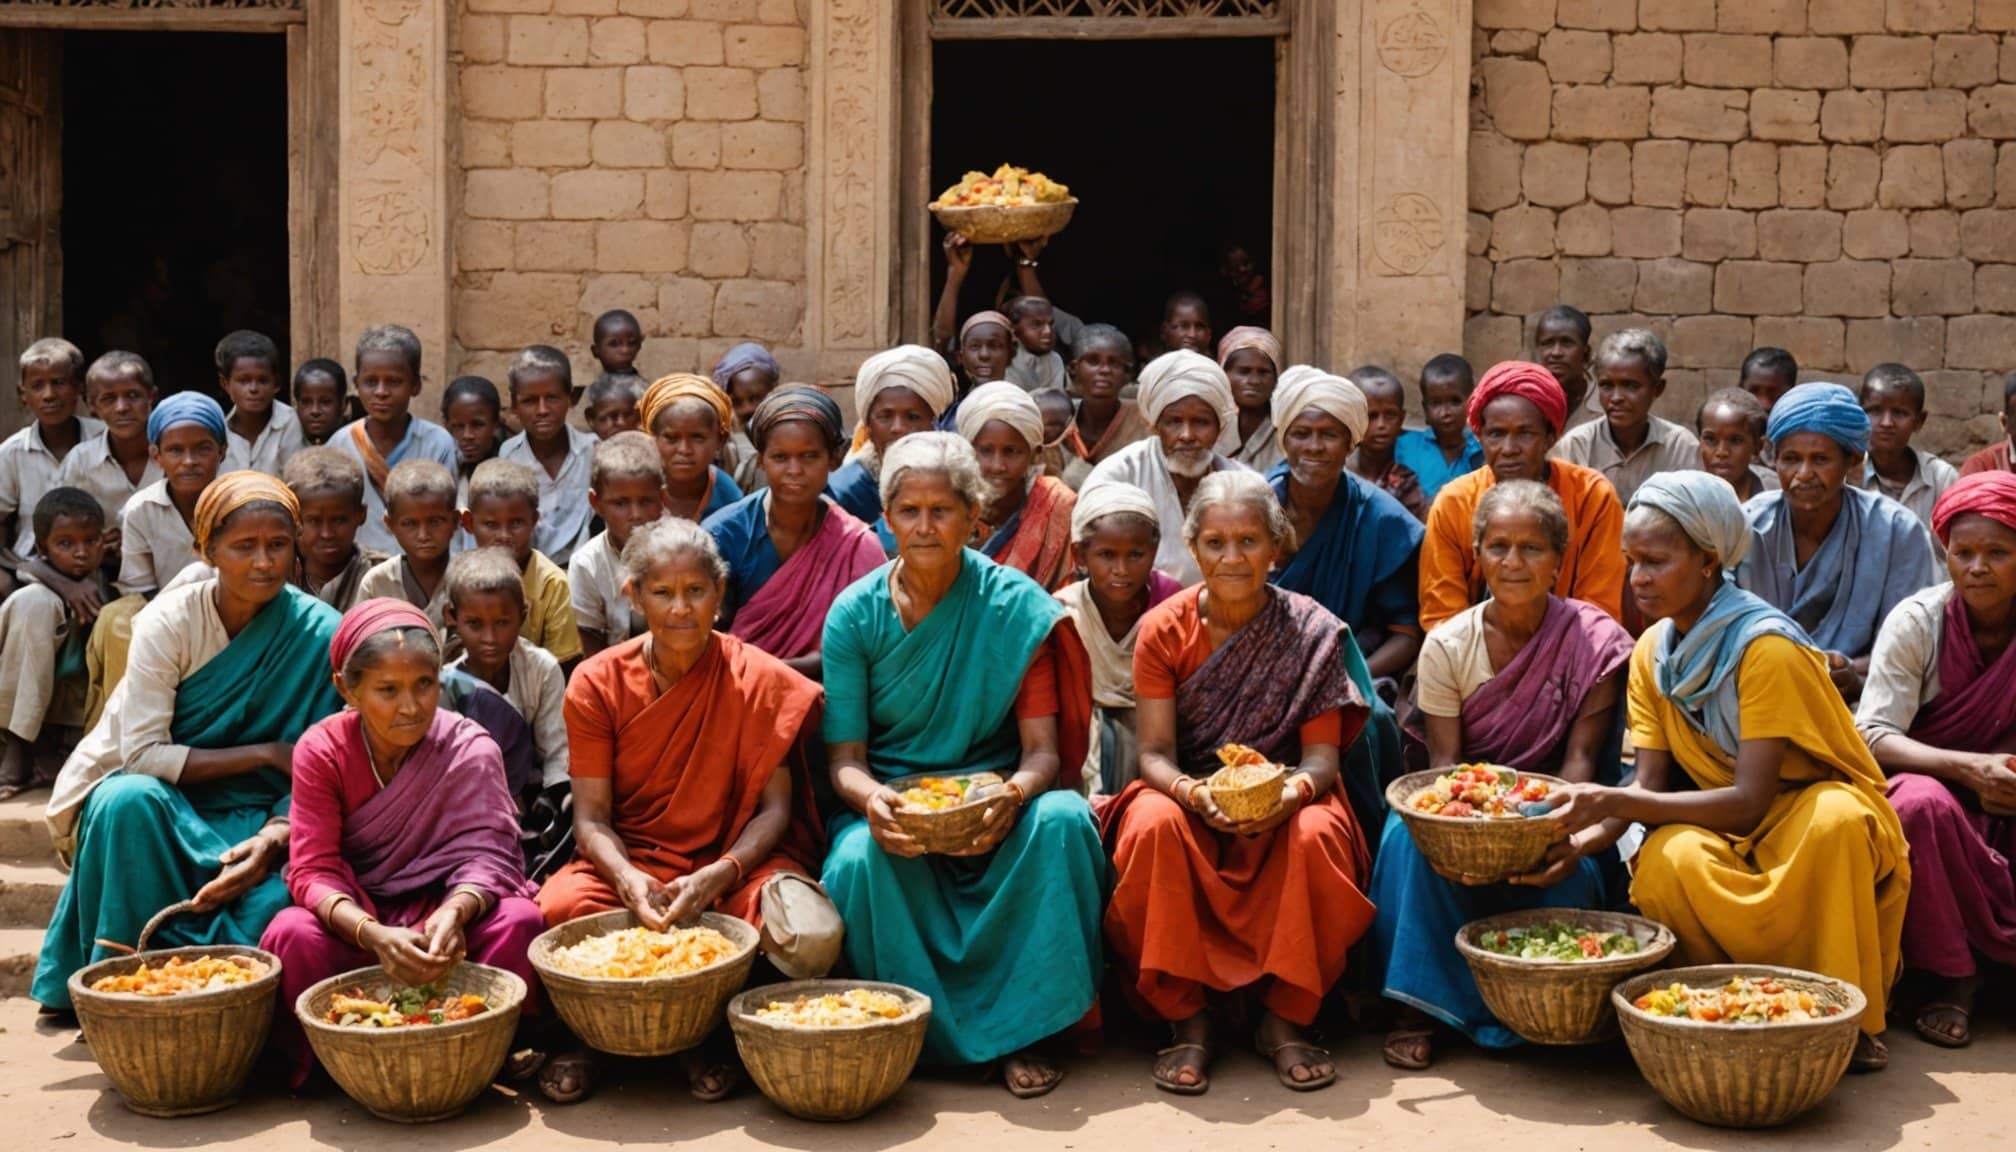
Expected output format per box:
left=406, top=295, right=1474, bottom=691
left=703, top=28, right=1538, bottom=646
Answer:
left=2, top=998, right=2008, bottom=1151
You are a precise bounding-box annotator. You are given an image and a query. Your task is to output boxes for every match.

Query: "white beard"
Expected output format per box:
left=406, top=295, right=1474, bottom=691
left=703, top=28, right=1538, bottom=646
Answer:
left=1164, top=447, right=1213, bottom=478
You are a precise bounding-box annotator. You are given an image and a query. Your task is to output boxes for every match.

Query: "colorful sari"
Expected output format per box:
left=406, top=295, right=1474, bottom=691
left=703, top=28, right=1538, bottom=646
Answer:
left=1268, top=464, right=1422, bottom=657
left=705, top=492, right=886, bottom=660
left=976, top=475, right=1078, bottom=592
left=820, top=550, right=1106, bottom=1064
left=1737, top=486, right=1938, bottom=659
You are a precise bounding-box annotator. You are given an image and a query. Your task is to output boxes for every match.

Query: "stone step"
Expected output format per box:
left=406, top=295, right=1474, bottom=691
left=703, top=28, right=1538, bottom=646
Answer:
left=0, top=792, right=52, bottom=863
left=0, top=927, right=43, bottom=999
left=0, top=861, right=64, bottom=929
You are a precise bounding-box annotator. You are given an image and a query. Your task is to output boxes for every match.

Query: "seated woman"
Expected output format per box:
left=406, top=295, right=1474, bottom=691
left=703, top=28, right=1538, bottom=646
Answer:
left=1544, top=470, right=1909, bottom=1072
left=261, top=599, right=543, bottom=1085
left=704, top=386, right=885, bottom=680
left=824, top=345, right=957, bottom=533
left=957, top=381, right=1078, bottom=591
left=1104, top=470, right=1376, bottom=1096
left=33, top=474, right=343, bottom=1009
left=1736, top=381, right=1938, bottom=700
left=821, top=433, right=1106, bottom=1099
left=1373, top=481, right=1634, bottom=1070
left=1856, top=472, right=2016, bottom=1049
left=640, top=374, right=744, bottom=522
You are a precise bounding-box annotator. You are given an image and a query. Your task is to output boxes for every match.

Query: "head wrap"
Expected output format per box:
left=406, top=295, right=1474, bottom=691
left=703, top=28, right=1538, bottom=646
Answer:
left=1629, top=470, right=1753, bottom=569
left=1468, top=361, right=1569, bottom=436
left=959, top=311, right=1013, bottom=345
left=1270, top=366, right=1367, bottom=449
left=747, top=384, right=844, bottom=451
left=954, top=381, right=1045, bottom=450
left=192, top=470, right=300, bottom=555
left=640, top=373, right=732, bottom=436
left=1765, top=381, right=1870, bottom=455
left=1136, top=350, right=1237, bottom=441
left=147, top=391, right=228, bottom=446
left=1216, top=326, right=1283, bottom=372
left=1070, top=481, right=1161, bottom=543
left=330, top=598, right=439, bottom=675
left=1930, top=471, right=2016, bottom=545
left=709, top=342, right=780, bottom=390
left=850, top=345, right=957, bottom=456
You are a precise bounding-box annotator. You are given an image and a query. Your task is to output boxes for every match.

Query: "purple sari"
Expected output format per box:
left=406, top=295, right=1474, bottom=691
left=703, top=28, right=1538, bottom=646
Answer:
left=1174, top=588, right=1370, bottom=772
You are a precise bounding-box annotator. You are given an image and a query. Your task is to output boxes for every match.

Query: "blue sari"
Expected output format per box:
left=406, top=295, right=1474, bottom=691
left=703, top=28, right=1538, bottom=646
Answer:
left=1735, top=486, right=1936, bottom=659
left=699, top=465, right=742, bottom=520
left=1267, top=464, right=1423, bottom=652
left=824, top=459, right=881, bottom=526
left=819, top=550, right=1106, bottom=1064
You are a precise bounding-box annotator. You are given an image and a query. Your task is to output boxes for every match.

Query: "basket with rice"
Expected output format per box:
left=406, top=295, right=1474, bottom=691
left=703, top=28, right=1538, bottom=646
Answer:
left=529, top=909, right=760, bottom=1057
left=728, top=980, right=933, bottom=1121
left=68, top=945, right=282, bottom=1117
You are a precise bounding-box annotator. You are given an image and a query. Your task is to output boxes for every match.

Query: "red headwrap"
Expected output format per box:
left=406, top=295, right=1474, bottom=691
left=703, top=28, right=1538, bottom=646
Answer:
left=1931, top=471, right=2016, bottom=545
left=331, top=598, right=439, bottom=674
left=1468, top=360, right=1569, bottom=436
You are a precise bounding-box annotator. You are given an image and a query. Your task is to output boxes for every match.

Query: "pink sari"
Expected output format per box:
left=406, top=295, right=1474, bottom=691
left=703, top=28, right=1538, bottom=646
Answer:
left=730, top=500, right=886, bottom=659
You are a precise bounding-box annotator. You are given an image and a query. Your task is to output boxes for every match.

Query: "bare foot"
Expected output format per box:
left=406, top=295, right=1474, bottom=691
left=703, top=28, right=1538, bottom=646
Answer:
left=538, top=1049, right=596, bottom=1104
left=0, top=732, right=31, bottom=802
left=1002, top=1047, right=1062, bottom=1098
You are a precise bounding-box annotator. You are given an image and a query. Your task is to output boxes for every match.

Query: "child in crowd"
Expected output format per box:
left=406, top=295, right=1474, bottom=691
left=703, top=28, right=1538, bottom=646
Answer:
left=462, top=458, right=583, bottom=666
left=1532, top=305, right=1595, bottom=427
left=444, top=546, right=568, bottom=791
left=570, top=431, right=664, bottom=659
left=119, top=393, right=227, bottom=597
left=283, top=447, right=383, bottom=612
left=1159, top=291, right=1214, bottom=356
left=1551, top=328, right=1699, bottom=506
left=590, top=308, right=645, bottom=386
left=0, top=488, right=109, bottom=799
left=585, top=372, right=644, bottom=440
left=355, top=458, right=461, bottom=639
left=712, top=342, right=780, bottom=493
left=442, top=374, right=505, bottom=554
left=956, top=312, right=1015, bottom=397
left=2, top=339, right=102, bottom=591
left=501, top=346, right=596, bottom=567
left=1739, top=346, right=1799, bottom=414
left=1345, top=366, right=1428, bottom=521
left=1695, top=387, right=1778, bottom=502
left=1060, top=324, right=1147, bottom=490
left=59, top=351, right=160, bottom=571
left=292, top=358, right=351, bottom=446
left=1858, top=363, right=1956, bottom=534
left=641, top=375, right=744, bottom=523
left=1961, top=372, right=2016, bottom=476
left=217, top=329, right=303, bottom=476
left=333, top=324, right=459, bottom=555
left=1004, top=296, right=1068, bottom=393
left=1393, top=353, right=1484, bottom=505
left=1031, top=387, right=1080, bottom=482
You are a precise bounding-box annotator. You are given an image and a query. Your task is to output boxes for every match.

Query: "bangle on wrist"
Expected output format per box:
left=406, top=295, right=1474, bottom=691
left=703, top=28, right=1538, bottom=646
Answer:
left=720, top=853, right=746, bottom=886
left=1001, top=780, right=1028, bottom=807
left=352, top=914, right=379, bottom=950
left=1292, top=774, right=1317, bottom=804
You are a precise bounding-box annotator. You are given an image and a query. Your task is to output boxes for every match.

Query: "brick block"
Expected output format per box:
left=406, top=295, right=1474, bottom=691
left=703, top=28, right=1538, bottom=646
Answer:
left=658, top=277, right=717, bottom=337
left=1885, top=90, right=1967, bottom=143
left=1753, top=317, right=1845, bottom=370
left=1827, top=146, right=1882, bottom=210
left=545, top=68, right=624, bottom=119
left=1524, top=141, right=1591, bottom=206
left=597, top=220, right=690, bottom=272
left=757, top=67, right=805, bottom=122
left=645, top=170, right=689, bottom=219
left=2001, top=146, right=2016, bottom=207
left=1466, top=314, right=1527, bottom=371
left=1757, top=209, right=1844, bottom=262
left=1804, top=260, right=1892, bottom=316
left=1669, top=314, right=1755, bottom=366
left=1559, top=0, right=1638, bottom=27
left=463, top=120, right=512, bottom=168
left=624, top=65, right=685, bottom=120
left=592, top=120, right=668, bottom=167
left=1972, top=87, right=2016, bottom=139
left=1946, top=140, right=1997, bottom=210
left=1651, top=87, right=1749, bottom=141
left=509, top=16, right=590, bottom=65
left=1933, top=34, right=2001, bottom=88
left=724, top=23, right=804, bottom=67
left=1781, top=145, right=1829, bottom=207
left=1752, top=90, right=1821, bottom=143
left=1893, top=258, right=1976, bottom=315
left=646, top=19, right=725, bottom=65
left=1717, top=0, right=1803, bottom=31
left=551, top=170, right=645, bottom=219
left=511, top=120, right=591, bottom=167
left=1843, top=209, right=1911, bottom=259
left=457, top=273, right=582, bottom=348
left=1635, top=257, right=1715, bottom=312
left=1477, top=0, right=1559, bottom=27
left=1682, top=208, right=1758, bottom=260
left=1559, top=203, right=1615, bottom=254
left=463, top=15, right=508, bottom=64
left=1809, top=0, right=1885, bottom=32
left=1468, top=257, right=1494, bottom=312
left=1846, top=317, right=1945, bottom=370
left=1884, top=0, right=1970, bottom=33
left=1640, top=0, right=1717, bottom=30
left=514, top=221, right=598, bottom=272
left=1715, top=260, right=1804, bottom=313
left=713, top=280, right=801, bottom=343
left=619, top=0, right=697, bottom=13
left=1849, top=36, right=1934, bottom=88
left=720, top=121, right=802, bottom=170
left=1729, top=141, right=1779, bottom=207
left=671, top=121, right=720, bottom=168
left=1541, top=31, right=1614, bottom=82
left=1881, top=145, right=1947, bottom=208
left=686, top=221, right=750, bottom=276
left=1682, top=34, right=1774, bottom=87
left=1773, top=37, right=1849, bottom=88
left=463, top=66, right=544, bottom=120
left=1553, top=84, right=1652, bottom=140
left=748, top=222, right=806, bottom=281
left=1612, top=33, right=1682, bottom=85
left=1560, top=257, right=1641, bottom=310
left=465, top=168, right=550, bottom=220
left=690, top=170, right=783, bottom=220
left=1821, top=90, right=1884, bottom=143
left=1977, top=265, right=2016, bottom=313
left=1493, top=30, right=1544, bottom=54
left=590, top=16, right=648, bottom=64
left=1633, top=139, right=1691, bottom=206
left=1481, top=58, right=1554, bottom=140
left=685, top=67, right=759, bottom=120
left=1494, top=259, right=1564, bottom=313
left=690, top=0, right=764, bottom=18
left=1491, top=206, right=1559, bottom=259
left=1472, top=132, right=1525, bottom=212
left=1911, top=210, right=1961, bottom=257
left=1589, top=142, right=1636, bottom=204
left=458, top=220, right=514, bottom=271
left=1988, top=0, right=2016, bottom=29
left=1614, top=207, right=1683, bottom=255
left=1687, top=142, right=1729, bottom=206
left=1962, top=209, right=2016, bottom=261
left=1948, top=316, right=2016, bottom=368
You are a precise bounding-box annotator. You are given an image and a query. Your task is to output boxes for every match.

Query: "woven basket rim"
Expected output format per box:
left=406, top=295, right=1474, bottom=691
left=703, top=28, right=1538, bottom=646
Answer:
left=930, top=196, right=1079, bottom=216
left=1610, top=963, right=1867, bottom=1035
left=69, top=944, right=282, bottom=1009
left=294, top=960, right=527, bottom=1041
left=529, top=908, right=759, bottom=989
left=1385, top=767, right=1570, bottom=825
left=727, top=979, right=932, bottom=1037
left=1455, top=909, right=1678, bottom=975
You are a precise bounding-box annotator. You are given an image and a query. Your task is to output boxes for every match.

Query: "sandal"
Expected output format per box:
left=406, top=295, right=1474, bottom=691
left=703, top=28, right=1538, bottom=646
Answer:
left=1913, top=1002, right=1971, bottom=1049
left=1151, top=1041, right=1212, bottom=1096
left=1257, top=1037, right=1336, bottom=1092
left=1382, top=1026, right=1434, bottom=1071
left=538, top=1050, right=596, bottom=1105
left=1001, top=1049, right=1063, bottom=1099
left=1850, top=1032, right=1890, bottom=1073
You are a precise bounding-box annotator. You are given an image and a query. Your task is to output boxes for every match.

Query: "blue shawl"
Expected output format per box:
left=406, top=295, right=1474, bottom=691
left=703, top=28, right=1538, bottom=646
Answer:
left=1735, top=486, right=1937, bottom=658
left=1267, top=463, right=1423, bottom=649
left=1655, top=580, right=1813, bottom=754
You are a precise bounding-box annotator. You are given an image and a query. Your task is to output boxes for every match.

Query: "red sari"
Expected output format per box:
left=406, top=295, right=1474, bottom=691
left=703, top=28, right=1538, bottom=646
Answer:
left=979, top=475, right=1078, bottom=592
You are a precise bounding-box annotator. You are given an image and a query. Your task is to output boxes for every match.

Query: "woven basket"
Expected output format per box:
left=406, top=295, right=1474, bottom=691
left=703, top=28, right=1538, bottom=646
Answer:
left=885, top=772, right=1005, bottom=855
left=727, top=980, right=932, bottom=1121
left=1454, top=909, right=1676, bottom=1045
left=1207, top=763, right=1285, bottom=824
left=296, top=961, right=525, bottom=1123
left=930, top=198, right=1078, bottom=245
left=1612, top=964, right=1865, bottom=1128
left=69, top=945, right=281, bottom=1117
left=1386, top=768, right=1569, bottom=882
left=530, top=909, right=759, bottom=1057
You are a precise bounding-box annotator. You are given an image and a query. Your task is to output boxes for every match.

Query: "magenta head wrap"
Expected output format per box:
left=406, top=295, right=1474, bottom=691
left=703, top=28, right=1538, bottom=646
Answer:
left=331, top=598, right=439, bottom=674
left=1931, top=471, right=2016, bottom=546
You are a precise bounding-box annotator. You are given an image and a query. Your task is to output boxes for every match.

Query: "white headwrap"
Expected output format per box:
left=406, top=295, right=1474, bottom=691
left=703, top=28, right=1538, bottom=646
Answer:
left=1135, top=349, right=1237, bottom=443
left=1629, top=470, right=1754, bottom=569
left=954, top=381, right=1045, bottom=450
left=1271, top=365, right=1368, bottom=451
left=1069, top=480, right=1161, bottom=542
left=854, top=345, right=956, bottom=427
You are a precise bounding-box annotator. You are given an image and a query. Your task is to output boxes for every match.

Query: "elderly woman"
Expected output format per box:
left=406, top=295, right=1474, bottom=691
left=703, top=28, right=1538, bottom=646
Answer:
left=1081, top=349, right=1250, bottom=585
left=821, top=433, right=1105, bottom=1098
left=537, top=517, right=838, bottom=1102
left=711, top=341, right=780, bottom=495
left=1102, top=470, right=1375, bottom=1095
left=1856, top=472, right=2016, bottom=1049
left=1058, top=324, right=1151, bottom=490
left=1542, top=471, right=1909, bottom=1072
left=33, top=474, right=343, bottom=1009
left=1551, top=329, right=1700, bottom=506
left=958, top=381, right=1078, bottom=591
left=1419, top=361, right=1624, bottom=630
left=1373, top=481, right=1634, bottom=1070
left=825, top=345, right=957, bottom=531
left=1218, top=326, right=1285, bottom=472
left=704, top=386, right=885, bottom=680
left=261, top=599, right=543, bottom=1084
left=640, top=374, right=744, bottom=522
left=1736, top=381, right=1938, bottom=700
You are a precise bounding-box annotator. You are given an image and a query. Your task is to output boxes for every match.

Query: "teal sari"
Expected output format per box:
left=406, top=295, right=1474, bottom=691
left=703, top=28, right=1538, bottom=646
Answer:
left=819, top=550, right=1107, bottom=1064
left=33, top=586, right=342, bottom=1008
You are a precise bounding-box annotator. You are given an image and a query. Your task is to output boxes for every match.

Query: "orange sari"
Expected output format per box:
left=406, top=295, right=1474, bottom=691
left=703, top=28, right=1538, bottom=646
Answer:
left=1419, top=460, right=1625, bottom=630
left=977, top=475, right=1078, bottom=592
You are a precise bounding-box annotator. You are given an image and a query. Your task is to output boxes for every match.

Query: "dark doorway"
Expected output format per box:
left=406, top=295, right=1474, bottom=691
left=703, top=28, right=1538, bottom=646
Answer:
left=61, top=31, right=289, bottom=398
left=930, top=36, right=1275, bottom=361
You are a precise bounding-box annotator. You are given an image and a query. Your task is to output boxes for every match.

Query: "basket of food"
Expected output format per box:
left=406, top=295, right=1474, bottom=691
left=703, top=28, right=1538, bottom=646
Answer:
left=530, top=909, right=759, bottom=1057
left=1386, top=765, right=1568, bottom=882
left=885, top=771, right=1008, bottom=855
left=1454, top=909, right=1676, bottom=1045
left=727, top=980, right=932, bottom=1121
left=68, top=946, right=281, bottom=1117
left=296, top=961, right=526, bottom=1123
left=1205, top=743, right=1286, bottom=824
left=930, top=164, right=1078, bottom=245
left=1611, top=964, right=1864, bottom=1128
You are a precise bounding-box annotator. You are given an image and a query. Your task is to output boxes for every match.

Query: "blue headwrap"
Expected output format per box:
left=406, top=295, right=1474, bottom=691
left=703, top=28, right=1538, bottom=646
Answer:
left=710, top=342, right=780, bottom=389
left=1764, top=381, right=1869, bottom=455
left=146, top=391, right=228, bottom=446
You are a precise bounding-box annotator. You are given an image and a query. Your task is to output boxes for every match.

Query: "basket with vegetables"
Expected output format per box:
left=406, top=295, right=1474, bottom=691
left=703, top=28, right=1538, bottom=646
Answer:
left=1455, top=909, right=1676, bottom=1045
left=296, top=961, right=526, bottom=1123
left=930, top=165, right=1078, bottom=245
left=1386, top=766, right=1570, bottom=882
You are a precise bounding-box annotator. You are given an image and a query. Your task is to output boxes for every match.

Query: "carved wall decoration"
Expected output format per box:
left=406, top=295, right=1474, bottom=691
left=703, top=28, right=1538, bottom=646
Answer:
left=1375, top=0, right=1445, bottom=78
left=345, top=0, right=429, bottom=274
left=0, top=1, right=302, bottom=9
left=933, top=0, right=1278, bottom=18
left=1372, top=192, right=1444, bottom=277
left=349, top=185, right=428, bottom=276
left=816, top=0, right=882, bottom=348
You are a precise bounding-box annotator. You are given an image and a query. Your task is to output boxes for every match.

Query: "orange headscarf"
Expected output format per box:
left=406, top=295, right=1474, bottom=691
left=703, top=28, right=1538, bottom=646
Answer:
left=640, top=373, right=732, bottom=436
left=193, top=470, right=300, bottom=554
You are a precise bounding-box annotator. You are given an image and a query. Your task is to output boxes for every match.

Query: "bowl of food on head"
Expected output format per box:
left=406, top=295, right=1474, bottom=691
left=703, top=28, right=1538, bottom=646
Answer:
left=930, top=165, right=1078, bottom=246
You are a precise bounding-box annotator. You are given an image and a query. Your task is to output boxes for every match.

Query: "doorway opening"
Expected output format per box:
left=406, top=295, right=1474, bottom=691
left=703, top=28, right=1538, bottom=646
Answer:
left=928, top=36, right=1275, bottom=361
left=61, top=30, right=290, bottom=397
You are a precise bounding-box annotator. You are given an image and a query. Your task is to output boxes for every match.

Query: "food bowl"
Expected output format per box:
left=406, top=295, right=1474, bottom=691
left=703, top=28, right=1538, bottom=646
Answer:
left=1611, top=964, right=1865, bottom=1128
left=727, top=980, right=932, bottom=1121
left=884, top=771, right=1005, bottom=855
left=296, top=961, right=526, bottom=1123
left=69, top=945, right=282, bottom=1117
left=529, top=909, right=759, bottom=1057
left=1386, top=767, right=1569, bottom=882
left=1455, top=909, right=1676, bottom=1044
left=930, top=198, right=1079, bottom=246
left=1207, top=762, right=1285, bottom=824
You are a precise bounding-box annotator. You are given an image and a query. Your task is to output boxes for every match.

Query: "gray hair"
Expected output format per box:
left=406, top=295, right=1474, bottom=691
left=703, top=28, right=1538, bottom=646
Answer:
left=340, top=626, right=442, bottom=690
left=878, top=430, right=989, bottom=511
left=468, top=458, right=541, bottom=511
left=1473, top=479, right=1569, bottom=555
left=508, top=344, right=573, bottom=394
left=591, top=429, right=664, bottom=488
left=20, top=337, right=84, bottom=379
left=446, top=546, right=527, bottom=610
left=356, top=324, right=423, bottom=378
left=87, top=350, right=154, bottom=392
left=1594, top=327, right=1668, bottom=377
left=1181, top=469, right=1296, bottom=552
left=620, top=516, right=728, bottom=587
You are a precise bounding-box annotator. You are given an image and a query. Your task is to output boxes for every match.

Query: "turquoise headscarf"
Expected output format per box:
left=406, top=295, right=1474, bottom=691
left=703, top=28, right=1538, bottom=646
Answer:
left=146, top=391, right=228, bottom=446
left=1765, top=382, right=1869, bottom=455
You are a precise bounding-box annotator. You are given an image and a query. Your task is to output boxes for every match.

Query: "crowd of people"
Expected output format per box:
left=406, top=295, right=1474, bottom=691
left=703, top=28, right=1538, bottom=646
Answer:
left=2, top=261, right=2012, bottom=1109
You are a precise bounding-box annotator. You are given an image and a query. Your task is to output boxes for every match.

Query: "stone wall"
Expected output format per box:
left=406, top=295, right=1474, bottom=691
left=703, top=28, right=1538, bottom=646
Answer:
left=1465, top=0, right=2016, bottom=456
left=450, top=0, right=809, bottom=387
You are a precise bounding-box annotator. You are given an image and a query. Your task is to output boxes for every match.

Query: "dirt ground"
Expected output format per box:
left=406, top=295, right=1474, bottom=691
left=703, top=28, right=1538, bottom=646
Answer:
left=2, top=999, right=2008, bottom=1152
